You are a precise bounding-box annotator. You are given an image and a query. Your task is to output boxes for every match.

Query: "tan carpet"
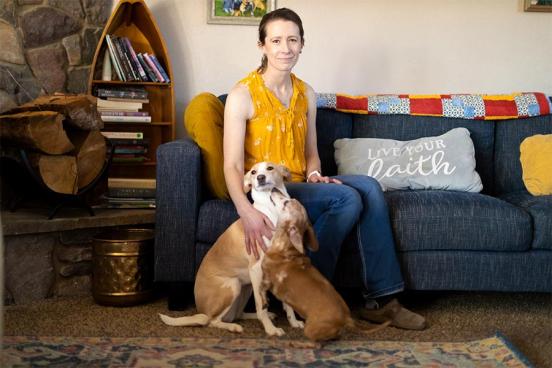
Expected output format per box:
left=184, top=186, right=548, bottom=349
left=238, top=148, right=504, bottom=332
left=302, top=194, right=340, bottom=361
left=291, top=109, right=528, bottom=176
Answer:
left=4, top=292, right=551, bottom=367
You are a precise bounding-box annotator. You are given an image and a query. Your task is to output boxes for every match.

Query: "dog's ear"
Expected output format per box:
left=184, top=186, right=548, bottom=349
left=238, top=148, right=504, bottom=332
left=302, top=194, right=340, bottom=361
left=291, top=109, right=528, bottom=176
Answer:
left=277, top=165, right=291, bottom=182
left=288, top=225, right=305, bottom=254
left=243, top=169, right=253, bottom=193
left=304, top=222, right=319, bottom=252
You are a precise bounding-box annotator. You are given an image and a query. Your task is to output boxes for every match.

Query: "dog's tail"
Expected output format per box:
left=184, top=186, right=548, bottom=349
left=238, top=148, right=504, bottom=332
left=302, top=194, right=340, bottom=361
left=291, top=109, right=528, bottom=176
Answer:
left=159, top=313, right=210, bottom=327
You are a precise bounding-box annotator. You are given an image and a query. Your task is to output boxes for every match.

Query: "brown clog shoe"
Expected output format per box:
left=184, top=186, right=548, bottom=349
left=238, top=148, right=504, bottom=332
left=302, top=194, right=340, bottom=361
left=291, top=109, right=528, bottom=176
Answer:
left=359, top=298, right=427, bottom=330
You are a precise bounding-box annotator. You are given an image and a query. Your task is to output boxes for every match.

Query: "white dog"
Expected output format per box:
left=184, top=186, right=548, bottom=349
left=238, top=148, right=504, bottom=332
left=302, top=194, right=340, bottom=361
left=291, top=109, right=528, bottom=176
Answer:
left=160, top=162, right=291, bottom=336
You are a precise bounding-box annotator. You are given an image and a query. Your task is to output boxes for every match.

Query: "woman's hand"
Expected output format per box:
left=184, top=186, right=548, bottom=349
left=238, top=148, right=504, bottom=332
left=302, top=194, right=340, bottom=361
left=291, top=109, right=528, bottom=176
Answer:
left=307, top=172, right=342, bottom=184
left=239, top=205, right=275, bottom=260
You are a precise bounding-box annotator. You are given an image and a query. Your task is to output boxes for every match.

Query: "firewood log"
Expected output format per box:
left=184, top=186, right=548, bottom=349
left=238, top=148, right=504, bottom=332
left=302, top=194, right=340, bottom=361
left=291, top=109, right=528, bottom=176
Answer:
left=0, top=111, right=74, bottom=154
left=67, top=130, right=107, bottom=189
left=27, top=153, right=78, bottom=195
left=5, top=94, right=103, bottom=130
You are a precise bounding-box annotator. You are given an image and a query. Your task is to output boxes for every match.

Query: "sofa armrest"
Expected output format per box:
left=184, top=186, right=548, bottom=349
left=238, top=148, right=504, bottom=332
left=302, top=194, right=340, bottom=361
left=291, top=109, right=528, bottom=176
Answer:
left=154, top=138, right=202, bottom=283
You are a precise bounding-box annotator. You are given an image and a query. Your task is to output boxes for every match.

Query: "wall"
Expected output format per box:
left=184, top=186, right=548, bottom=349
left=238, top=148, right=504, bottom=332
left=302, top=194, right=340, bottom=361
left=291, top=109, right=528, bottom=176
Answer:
left=110, top=0, right=552, bottom=137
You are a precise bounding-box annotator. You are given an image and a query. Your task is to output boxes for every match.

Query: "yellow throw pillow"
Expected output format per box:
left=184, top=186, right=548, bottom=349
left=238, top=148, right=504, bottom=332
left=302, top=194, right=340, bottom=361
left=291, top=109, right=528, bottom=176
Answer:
left=520, top=134, right=552, bottom=196
left=184, top=93, right=229, bottom=199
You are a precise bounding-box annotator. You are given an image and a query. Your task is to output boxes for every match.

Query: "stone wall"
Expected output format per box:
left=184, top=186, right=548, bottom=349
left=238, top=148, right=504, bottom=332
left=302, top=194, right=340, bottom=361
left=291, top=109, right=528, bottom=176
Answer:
left=3, top=208, right=156, bottom=305
left=0, top=0, right=113, bottom=113
left=4, top=229, right=94, bottom=304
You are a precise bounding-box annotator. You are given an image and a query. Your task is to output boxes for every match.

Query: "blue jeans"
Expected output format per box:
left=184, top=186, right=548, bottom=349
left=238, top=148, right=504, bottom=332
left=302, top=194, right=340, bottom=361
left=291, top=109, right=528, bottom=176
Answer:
left=286, top=175, right=404, bottom=298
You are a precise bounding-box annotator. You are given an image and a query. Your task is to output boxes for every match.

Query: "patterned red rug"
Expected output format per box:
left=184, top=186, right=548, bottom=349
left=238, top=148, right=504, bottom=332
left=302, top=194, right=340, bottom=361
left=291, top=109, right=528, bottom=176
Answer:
left=2, top=333, right=532, bottom=367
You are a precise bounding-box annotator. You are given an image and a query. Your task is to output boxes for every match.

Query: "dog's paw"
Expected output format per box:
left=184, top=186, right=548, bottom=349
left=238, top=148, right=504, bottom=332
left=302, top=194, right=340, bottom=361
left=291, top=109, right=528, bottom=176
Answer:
left=266, top=326, right=285, bottom=337
left=290, top=320, right=304, bottom=329
left=228, top=323, right=244, bottom=333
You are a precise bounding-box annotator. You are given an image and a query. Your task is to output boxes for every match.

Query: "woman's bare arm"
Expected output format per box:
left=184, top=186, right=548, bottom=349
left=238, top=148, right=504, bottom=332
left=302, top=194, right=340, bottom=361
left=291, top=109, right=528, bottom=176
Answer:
left=223, top=84, right=274, bottom=259
left=303, top=83, right=341, bottom=184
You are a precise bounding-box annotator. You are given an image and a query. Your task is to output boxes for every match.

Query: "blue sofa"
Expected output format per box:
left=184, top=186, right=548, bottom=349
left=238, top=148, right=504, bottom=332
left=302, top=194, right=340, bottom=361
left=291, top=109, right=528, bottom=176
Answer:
left=154, top=100, right=552, bottom=302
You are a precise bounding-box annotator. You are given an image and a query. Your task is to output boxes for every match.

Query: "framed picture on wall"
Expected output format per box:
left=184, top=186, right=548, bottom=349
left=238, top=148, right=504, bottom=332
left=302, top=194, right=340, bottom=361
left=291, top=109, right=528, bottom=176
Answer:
left=524, top=0, right=552, bottom=12
left=207, top=0, right=276, bottom=25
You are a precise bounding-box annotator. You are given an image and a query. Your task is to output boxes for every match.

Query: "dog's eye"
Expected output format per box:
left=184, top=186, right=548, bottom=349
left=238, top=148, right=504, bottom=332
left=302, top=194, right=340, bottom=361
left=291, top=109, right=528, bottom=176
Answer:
left=251, top=170, right=256, bottom=175
left=267, top=166, right=274, bottom=171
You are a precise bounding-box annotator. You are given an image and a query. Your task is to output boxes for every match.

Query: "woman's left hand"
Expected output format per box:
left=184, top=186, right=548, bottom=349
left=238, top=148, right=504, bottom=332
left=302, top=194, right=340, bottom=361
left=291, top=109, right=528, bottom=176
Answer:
left=307, top=173, right=342, bottom=184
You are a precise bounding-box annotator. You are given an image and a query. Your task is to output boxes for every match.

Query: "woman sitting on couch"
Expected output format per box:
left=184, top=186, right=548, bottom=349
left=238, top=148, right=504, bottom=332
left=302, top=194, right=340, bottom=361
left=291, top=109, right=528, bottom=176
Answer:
left=223, top=7, right=426, bottom=330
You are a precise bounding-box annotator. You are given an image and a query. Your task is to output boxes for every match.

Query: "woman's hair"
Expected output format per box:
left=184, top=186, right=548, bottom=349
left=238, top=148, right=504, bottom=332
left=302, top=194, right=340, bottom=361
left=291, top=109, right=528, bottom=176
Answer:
left=257, top=8, right=304, bottom=73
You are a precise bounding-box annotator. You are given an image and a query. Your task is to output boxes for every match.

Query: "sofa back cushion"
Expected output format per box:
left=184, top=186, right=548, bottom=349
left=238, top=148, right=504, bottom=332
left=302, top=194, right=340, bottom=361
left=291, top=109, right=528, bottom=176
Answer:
left=315, top=109, right=353, bottom=177
left=350, top=114, right=496, bottom=194
left=494, top=115, right=552, bottom=195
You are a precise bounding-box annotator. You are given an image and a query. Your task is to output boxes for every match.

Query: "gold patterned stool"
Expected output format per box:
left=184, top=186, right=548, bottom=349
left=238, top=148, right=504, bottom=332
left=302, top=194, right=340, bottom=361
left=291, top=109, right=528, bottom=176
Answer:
left=92, top=228, right=154, bottom=306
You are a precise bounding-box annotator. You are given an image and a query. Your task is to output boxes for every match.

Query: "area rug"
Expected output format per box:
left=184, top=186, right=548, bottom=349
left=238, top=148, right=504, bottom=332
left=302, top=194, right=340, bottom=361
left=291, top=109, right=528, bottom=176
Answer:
left=2, top=333, right=532, bottom=367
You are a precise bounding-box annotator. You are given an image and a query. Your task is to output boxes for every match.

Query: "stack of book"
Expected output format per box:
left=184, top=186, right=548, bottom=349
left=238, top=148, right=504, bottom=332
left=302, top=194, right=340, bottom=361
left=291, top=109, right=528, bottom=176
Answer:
left=96, top=86, right=151, bottom=123
left=105, top=34, right=170, bottom=83
left=101, top=132, right=150, bottom=164
left=97, top=177, right=156, bottom=209
left=96, top=86, right=151, bottom=163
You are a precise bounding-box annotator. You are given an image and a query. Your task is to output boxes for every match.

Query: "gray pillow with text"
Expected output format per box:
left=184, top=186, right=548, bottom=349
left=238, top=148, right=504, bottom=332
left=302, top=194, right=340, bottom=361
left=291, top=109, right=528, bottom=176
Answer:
left=334, top=127, right=483, bottom=192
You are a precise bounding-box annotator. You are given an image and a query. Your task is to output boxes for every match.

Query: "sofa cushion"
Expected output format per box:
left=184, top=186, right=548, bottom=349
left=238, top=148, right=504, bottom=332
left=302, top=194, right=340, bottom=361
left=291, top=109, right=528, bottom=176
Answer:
left=500, top=191, right=552, bottom=250
left=351, top=114, right=495, bottom=194
left=520, top=134, right=552, bottom=196
left=494, top=115, right=552, bottom=195
left=334, top=127, right=482, bottom=192
left=385, top=190, right=532, bottom=252
left=316, top=109, right=353, bottom=177
left=184, top=93, right=229, bottom=199
left=197, top=200, right=238, bottom=243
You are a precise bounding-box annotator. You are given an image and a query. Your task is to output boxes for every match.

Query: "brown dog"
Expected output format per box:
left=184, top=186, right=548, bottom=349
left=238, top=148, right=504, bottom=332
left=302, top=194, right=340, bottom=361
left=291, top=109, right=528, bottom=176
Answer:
left=260, top=189, right=390, bottom=341
left=160, top=162, right=291, bottom=336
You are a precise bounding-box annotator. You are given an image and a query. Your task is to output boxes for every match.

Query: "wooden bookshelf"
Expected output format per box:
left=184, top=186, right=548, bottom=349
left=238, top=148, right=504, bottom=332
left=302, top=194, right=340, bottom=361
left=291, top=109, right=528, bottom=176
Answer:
left=87, top=0, right=175, bottom=179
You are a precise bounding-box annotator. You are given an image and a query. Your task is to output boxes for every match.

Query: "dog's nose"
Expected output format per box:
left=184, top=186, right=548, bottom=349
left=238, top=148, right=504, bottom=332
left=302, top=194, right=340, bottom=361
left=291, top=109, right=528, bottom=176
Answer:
left=257, top=174, right=266, bottom=184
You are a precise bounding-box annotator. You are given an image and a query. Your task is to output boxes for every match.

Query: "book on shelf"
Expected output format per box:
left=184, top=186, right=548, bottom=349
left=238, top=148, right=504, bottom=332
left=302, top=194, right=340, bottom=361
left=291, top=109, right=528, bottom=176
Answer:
left=142, top=53, right=165, bottom=82
left=97, top=98, right=143, bottom=110
left=108, top=187, right=156, bottom=198
left=109, top=137, right=150, bottom=146
left=102, top=34, right=170, bottom=83
left=101, top=115, right=151, bottom=123
left=114, top=145, right=148, bottom=154
left=122, top=37, right=148, bottom=82
left=118, top=36, right=140, bottom=81
left=108, top=177, right=156, bottom=189
left=105, top=34, right=125, bottom=81
left=103, top=177, right=157, bottom=207
left=113, top=36, right=138, bottom=81
left=137, top=53, right=158, bottom=82
left=95, top=86, right=148, bottom=99
left=102, top=131, right=144, bottom=139
left=106, top=97, right=149, bottom=103
left=149, top=54, right=170, bottom=83
left=100, top=111, right=149, bottom=116
left=93, top=197, right=156, bottom=209
left=107, top=196, right=155, bottom=203
left=112, top=156, right=149, bottom=163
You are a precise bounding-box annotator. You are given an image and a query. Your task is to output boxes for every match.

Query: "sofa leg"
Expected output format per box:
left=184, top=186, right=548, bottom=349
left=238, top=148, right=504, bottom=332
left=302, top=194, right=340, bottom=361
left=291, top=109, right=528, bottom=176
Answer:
left=167, top=282, right=194, bottom=311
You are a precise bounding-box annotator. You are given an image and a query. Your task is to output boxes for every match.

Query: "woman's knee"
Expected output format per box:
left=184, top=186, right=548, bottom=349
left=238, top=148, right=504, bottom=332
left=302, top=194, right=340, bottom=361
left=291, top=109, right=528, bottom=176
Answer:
left=331, top=185, right=363, bottom=220
left=337, top=175, right=385, bottom=199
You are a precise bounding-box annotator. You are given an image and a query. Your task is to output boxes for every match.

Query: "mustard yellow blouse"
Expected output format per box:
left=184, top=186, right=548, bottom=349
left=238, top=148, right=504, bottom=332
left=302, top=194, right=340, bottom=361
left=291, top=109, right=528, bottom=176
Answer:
left=240, top=70, right=308, bottom=182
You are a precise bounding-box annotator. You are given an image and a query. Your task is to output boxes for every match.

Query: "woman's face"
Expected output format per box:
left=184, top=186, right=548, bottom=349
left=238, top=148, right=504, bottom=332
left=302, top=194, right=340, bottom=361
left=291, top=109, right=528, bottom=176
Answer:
left=260, top=19, right=303, bottom=73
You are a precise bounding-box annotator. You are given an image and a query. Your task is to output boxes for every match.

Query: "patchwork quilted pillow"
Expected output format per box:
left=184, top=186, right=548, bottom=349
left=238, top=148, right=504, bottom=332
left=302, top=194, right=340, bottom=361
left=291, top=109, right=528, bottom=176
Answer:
left=334, top=127, right=483, bottom=192
left=520, top=134, right=552, bottom=196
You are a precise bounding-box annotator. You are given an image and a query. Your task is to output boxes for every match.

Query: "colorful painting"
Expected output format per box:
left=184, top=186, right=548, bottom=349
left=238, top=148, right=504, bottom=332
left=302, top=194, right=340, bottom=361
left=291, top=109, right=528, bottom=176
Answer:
left=207, top=0, right=276, bottom=25
left=524, top=0, right=552, bottom=12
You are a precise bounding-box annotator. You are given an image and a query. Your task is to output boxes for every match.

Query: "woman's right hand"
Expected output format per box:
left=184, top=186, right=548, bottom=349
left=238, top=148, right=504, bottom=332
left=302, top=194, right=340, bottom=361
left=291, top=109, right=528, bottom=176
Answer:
left=239, top=205, right=275, bottom=260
